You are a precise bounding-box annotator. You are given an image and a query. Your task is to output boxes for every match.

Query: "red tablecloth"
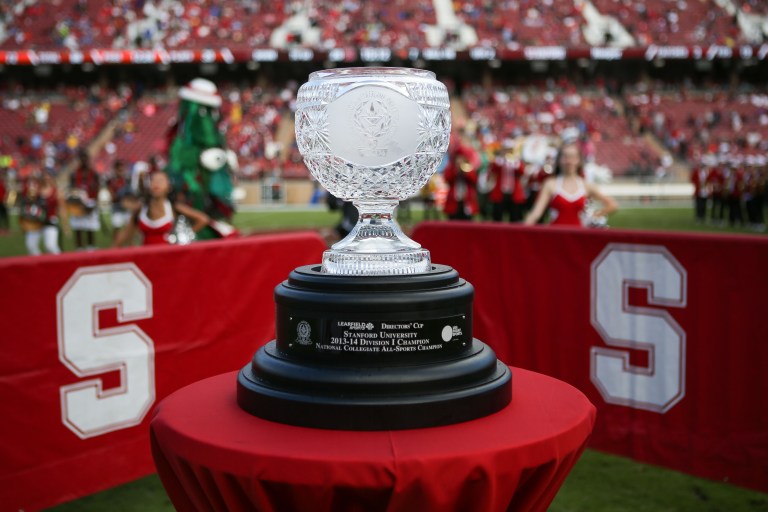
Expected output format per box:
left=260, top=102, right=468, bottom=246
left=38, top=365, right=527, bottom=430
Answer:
left=151, top=368, right=595, bottom=512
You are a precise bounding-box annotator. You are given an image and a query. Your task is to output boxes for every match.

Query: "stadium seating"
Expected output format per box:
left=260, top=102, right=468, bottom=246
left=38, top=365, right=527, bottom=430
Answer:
left=0, top=0, right=117, bottom=50
left=0, top=0, right=763, bottom=50
left=455, top=0, right=585, bottom=47
left=218, top=83, right=300, bottom=179
left=589, top=0, right=743, bottom=46
left=5, top=78, right=768, bottom=182
left=0, top=86, right=111, bottom=175
left=94, top=100, right=175, bottom=173
left=146, top=1, right=289, bottom=50
left=624, top=87, right=768, bottom=161
left=309, top=0, right=434, bottom=50
left=0, top=0, right=289, bottom=51
left=462, top=82, right=661, bottom=175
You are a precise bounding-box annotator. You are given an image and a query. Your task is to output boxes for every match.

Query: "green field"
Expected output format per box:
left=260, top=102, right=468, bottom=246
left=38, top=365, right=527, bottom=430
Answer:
left=4, top=205, right=764, bottom=511
left=1, top=206, right=764, bottom=259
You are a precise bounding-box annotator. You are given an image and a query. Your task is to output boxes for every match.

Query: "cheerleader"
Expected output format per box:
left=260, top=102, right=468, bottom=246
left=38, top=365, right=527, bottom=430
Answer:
left=523, top=143, right=617, bottom=227
left=113, top=171, right=209, bottom=247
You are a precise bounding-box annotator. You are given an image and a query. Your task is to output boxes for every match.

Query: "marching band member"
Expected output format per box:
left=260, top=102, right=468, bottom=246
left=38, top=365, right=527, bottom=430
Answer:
left=706, top=155, right=725, bottom=224
left=488, top=148, right=526, bottom=222
left=443, top=138, right=480, bottom=221
left=20, top=174, right=62, bottom=255
left=691, top=159, right=710, bottom=223
left=67, top=150, right=101, bottom=250
left=723, top=157, right=745, bottom=227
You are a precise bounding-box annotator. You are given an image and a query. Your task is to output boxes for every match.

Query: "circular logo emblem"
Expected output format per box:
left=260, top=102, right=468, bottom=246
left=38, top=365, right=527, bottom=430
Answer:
left=354, top=98, right=393, bottom=142
left=441, top=325, right=453, bottom=342
left=296, top=320, right=312, bottom=345
left=327, top=85, right=419, bottom=167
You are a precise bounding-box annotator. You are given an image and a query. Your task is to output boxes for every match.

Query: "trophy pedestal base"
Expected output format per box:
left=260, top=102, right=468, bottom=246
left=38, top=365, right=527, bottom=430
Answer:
left=322, top=248, right=431, bottom=275
left=237, top=339, right=511, bottom=430
left=237, top=265, right=512, bottom=430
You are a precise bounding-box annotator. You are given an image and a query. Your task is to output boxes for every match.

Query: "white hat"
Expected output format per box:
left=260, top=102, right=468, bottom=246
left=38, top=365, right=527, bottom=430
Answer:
left=179, top=78, right=222, bottom=108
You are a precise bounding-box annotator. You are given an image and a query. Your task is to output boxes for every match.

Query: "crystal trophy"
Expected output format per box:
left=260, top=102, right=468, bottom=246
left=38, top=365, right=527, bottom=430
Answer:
left=295, top=67, right=451, bottom=275
left=237, top=68, right=511, bottom=430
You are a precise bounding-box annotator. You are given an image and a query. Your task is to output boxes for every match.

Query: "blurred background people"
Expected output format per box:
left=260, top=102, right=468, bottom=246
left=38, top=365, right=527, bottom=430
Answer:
left=67, top=150, right=101, bottom=250
left=488, top=147, right=527, bottom=222
left=724, top=161, right=745, bottom=227
left=691, top=162, right=709, bottom=223
left=0, top=172, right=9, bottom=234
left=443, top=138, right=480, bottom=220
left=706, top=158, right=725, bottom=225
left=19, top=174, right=62, bottom=255
left=106, top=159, right=137, bottom=242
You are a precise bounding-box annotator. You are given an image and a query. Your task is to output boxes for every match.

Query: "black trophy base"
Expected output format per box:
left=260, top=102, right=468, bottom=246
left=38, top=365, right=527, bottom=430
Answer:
left=237, top=339, right=511, bottom=430
left=237, top=264, right=512, bottom=430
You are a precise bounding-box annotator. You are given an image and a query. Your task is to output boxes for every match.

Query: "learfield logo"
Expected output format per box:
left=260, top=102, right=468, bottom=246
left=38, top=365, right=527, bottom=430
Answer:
left=337, top=321, right=374, bottom=330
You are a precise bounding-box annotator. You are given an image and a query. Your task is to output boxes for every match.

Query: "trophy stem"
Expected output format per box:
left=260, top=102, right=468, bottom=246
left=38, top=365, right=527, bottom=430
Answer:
left=322, top=200, right=430, bottom=275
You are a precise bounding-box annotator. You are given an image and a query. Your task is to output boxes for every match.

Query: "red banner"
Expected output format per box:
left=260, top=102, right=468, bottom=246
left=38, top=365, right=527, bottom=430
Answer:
left=413, top=222, right=768, bottom=492
left=0, top=44, right=765, bottom=65
left=0, top=233, right=327, bottom=511
left=2, top=224, right=766, bottom=508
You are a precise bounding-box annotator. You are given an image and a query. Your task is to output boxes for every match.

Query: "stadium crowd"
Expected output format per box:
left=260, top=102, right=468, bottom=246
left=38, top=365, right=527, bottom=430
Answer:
left=2, top=73, right=768, bottom=255
left=591, top=0, right=743, bottom=46
left=1, top=0, right=768, bottom=51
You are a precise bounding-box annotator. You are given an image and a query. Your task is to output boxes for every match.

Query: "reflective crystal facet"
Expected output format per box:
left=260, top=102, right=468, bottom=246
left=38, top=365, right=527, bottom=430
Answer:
left=295, top=68, right=451, bottom=275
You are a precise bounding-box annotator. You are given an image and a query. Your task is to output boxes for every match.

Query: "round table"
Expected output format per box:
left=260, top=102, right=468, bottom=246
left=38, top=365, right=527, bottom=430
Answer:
left=150, top=367, right=595, bottom=512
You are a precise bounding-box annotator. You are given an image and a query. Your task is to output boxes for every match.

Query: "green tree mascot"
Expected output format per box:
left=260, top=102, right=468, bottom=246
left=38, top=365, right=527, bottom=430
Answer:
left=166, top=78, right=238, bottom=240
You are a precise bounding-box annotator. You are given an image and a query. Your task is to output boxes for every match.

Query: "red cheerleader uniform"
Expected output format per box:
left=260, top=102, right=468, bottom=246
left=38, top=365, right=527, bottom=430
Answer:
left=549, top=176, right=587, bottom=226
left=137, top=200, right=174, bottom=245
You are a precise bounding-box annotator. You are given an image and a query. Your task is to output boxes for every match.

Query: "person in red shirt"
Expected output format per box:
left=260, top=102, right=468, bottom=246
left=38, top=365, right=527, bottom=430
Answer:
left=442, top=139, right=480, bottom=221
left=690, top=162, right=709, bottom=223
left=20, top=173, right=62, bottom=255
left=67, top=150, right=101, bottom=250
left=523, top=143, right=617, bottom=227
left=525, top=158, right=554, bottom=223
left=488, top=150, right=527, bottom=222
left=705, top=159, right=725, bottom=224
left=723, top=160, right=745, bottom=227
left=114, top=171, right=209, bottom=247
left=0, top=172, right=8, bottom=234
left=743, top=157, right=765, bottom=231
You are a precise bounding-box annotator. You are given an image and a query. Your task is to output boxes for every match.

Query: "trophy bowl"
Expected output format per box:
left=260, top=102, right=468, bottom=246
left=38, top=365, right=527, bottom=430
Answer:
left=295, top=67, right=451, bottom=275
left=238, top=68, right=511, bottom=430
